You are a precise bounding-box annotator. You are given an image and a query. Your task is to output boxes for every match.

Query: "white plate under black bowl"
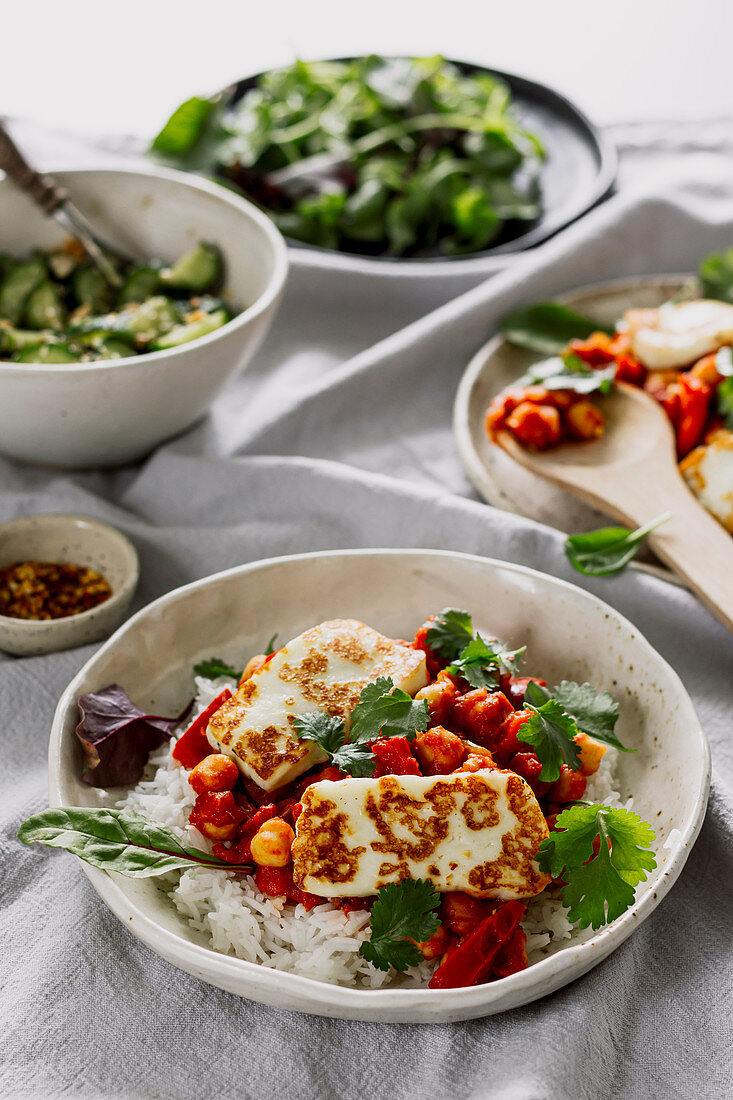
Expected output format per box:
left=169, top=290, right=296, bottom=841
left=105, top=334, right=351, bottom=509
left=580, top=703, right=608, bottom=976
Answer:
left=219, top=58, right=617, bottom=263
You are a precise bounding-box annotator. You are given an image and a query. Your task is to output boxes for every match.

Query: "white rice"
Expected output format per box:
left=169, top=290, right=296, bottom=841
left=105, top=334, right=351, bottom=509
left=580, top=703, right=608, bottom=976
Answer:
left=117, top=674, right=632, bottom=988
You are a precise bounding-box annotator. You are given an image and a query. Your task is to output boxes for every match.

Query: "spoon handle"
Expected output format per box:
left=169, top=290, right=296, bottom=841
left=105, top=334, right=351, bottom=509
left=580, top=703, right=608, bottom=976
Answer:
left=0, top=122, right=67, bottom=214
left=626, top=476, right=733, bottom=634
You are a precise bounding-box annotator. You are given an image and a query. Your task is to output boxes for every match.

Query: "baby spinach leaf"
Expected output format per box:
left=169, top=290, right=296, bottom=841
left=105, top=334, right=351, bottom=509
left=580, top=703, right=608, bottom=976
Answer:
left=564, top=513, right=670, bottom=576
left=502, top=302, right=613, bottom=355
left=699, top=248, right=733, bottom=304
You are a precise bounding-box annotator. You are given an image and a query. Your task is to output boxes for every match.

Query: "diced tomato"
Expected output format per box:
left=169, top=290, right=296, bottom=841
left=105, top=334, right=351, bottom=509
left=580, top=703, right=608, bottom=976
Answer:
left=452, top=688, right=514, bottom=749
left=293, top=765, right=345, bottom=797
left=189, top=789, right=246, bottom=842
left=335, top=896, right=373, bottom=914
left=456, top=751, right=497, bottom=773
left=567, top=332, right=615, bottom=365
left=413, top=618, right=444, bottom=677
left=171, top=688, right=232, bottom=769
left=429, top=900, right=526, bottom=989
left=441, top=893, right=497, bottom=938
left=492, top=925, right=529, bottom=978
left=509, top=751, right=551, bottom=797
left=211, top=803, right=277, bottom=863
left=492, top=710, right=532, bottom=765
left=547, top=765, right=587, bottom=804
left=413, top=727, right=466, bottom=775
left=614, top=354, right=647, bottom=385
left=371, top=736, right=421, bottom=777
left=675, top=374, right=712, bottom=457
left=254, top=864, right=321, bottom=910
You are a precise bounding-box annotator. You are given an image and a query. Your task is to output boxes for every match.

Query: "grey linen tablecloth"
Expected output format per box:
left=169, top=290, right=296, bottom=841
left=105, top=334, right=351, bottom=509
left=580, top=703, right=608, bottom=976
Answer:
left=1, top=127, right=733, bottom=1100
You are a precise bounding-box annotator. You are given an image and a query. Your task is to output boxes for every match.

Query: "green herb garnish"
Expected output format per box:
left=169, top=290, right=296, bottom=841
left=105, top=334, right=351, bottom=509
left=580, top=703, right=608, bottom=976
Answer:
left=716, top=376, right=733, bottom=429
left=18, top=807, right=251, bottom=877
left=518, top=681, right=583, bottom=782
left=193, top=657, right=242, bottom=680
left=151, top=56, right=544, bottom=258
left=564, top=513, right=671, bottom=576
left=349, top=676, right=429, bottom=743
left=448, top=634, right=525, bottom=690
left=537, top=804, right=657, bottom=929
left=699, top=248, right=733, bottom=304
left=292, top=712, right=377, bottom=778
left=425, top=608, right=474, bottom=661
left=502, top=302, right=613, bottom=355
left=519, top=352, right=616, bottom=396
left=359, top=879, right=441, bottom=971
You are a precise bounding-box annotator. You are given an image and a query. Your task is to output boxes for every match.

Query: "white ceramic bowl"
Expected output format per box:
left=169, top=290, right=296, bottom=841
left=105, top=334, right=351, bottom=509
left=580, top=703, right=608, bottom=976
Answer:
left=0, top=513, right=139, bottom=656
left=47, top=549, right=709, bottom=1022
left=0, top=166, right=288, bottom=469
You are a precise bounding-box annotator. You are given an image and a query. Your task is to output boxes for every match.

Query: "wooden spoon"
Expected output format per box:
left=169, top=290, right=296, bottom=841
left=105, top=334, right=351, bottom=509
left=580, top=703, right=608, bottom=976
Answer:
left=496, top=382, right=733, bottom=633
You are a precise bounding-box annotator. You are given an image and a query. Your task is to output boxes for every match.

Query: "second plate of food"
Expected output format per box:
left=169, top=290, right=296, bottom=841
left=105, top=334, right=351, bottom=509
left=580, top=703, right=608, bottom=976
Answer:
left=43, top=549, right=709, bottom=1022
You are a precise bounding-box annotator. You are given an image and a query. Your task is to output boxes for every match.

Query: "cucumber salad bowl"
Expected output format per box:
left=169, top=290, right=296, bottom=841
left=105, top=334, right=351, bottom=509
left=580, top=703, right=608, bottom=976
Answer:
left=0, top=166, right=288, bottom=469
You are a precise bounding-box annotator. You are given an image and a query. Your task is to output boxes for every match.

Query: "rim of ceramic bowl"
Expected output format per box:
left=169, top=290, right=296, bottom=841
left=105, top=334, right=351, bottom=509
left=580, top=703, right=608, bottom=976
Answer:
left=47, top=548, right=710, bottom=1016
left=0, top=513, right=139, bottom=633
left=0, top=164, right=289, bottom=376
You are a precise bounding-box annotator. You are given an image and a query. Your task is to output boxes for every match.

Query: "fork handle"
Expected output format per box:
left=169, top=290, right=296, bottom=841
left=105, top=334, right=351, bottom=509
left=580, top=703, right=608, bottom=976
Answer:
left=0, top=121, right=67, bottom=214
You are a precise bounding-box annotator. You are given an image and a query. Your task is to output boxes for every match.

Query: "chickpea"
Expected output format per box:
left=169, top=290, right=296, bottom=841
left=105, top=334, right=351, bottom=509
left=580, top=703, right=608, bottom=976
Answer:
left=411, top=924, right=450, bottom=959
left=188, top=753, right=239, bottom=795
left=689, top=353, right=722, bottom=388
left=241, top=653, right=267, bottom=682
left=414, top=677, right=459, bottom=725
left=565, top=399, right=605, bottom=441
left=413, top=727, right=466, bottom=775
left=250, top=817, right=295, bottom=867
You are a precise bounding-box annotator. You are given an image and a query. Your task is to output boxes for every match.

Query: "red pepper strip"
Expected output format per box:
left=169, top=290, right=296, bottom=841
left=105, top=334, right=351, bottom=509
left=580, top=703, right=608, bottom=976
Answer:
left=428, top=900, right=526, bottom=989
left=492, top=926, right=529, bottom=979
left=172, top=689, right=232, bottom=768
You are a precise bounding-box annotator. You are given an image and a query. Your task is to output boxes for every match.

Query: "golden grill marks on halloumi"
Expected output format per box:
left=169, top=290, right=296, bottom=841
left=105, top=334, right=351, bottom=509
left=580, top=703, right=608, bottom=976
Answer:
left=291, top=770, right=551, bottom=899
left=206, top=619, right=428, bottom=792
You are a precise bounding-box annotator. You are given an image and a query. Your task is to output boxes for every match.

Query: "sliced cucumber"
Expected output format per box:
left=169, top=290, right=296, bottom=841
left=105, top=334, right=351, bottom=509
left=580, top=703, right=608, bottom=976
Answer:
left=160, top=242, right=222, bottom=292
left=0, top=324, right=60, bottom=352
left=74, top=266, right=114, bottom=313
left=25, top=282, right=67, bottom=330
left=0, top=256, right=47, bottom=324
left=94, top=338, right=137, bottom=359
left=13, top=343, right=78, bottom=364
left=70, top=296, right=179, bottom=345
left=151, top=308, right=228, bottom=350
left=118, top=265, right=160, bottom=306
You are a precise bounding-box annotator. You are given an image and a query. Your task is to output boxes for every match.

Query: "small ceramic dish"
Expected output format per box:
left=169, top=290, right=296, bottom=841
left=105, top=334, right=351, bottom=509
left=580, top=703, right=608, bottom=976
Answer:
left=47, top=549, right=709, bottom=1022
left=453, top=275, right=688, bottom=534
left=0, top=513, right=139, bottom=656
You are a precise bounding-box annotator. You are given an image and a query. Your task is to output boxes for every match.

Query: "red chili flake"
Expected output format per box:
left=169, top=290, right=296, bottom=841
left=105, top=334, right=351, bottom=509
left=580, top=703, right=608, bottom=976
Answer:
left=0, top=560, right=112, bottom=620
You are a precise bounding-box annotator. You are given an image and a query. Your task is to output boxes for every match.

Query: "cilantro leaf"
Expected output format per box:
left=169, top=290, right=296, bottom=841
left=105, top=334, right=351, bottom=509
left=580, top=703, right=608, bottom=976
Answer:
left=293, top=712, right=346, bottom=757
left=358, top=879, right=441, bottom=971
left=349, top=676, right=429, bottom=743
left=265, top=633, right=279, bottom=656
left=564, top=512, right=670, bottom=576
left=520, top=353, right=616, bottom=397
left=448, top=633, right=526, bottom=689
left=699, top=247, right=733, bottom=304
left=552, top=680, right=631, bottom=752
left=537, top=804, right=656, bottom=930
left=193, top=657, right=242, bottom=681
left=717, top=376, right=733, bottom=430
left=518, top=685, right=582, bottom=781
left=329, top=740, right=377, bottom=778
left=425, top=608, right=474, bottom=661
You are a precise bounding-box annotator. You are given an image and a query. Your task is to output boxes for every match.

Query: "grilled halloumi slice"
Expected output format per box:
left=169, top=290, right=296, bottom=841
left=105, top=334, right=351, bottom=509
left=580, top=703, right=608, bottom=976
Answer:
left=291, top=770, right=551, bottom=899
left=625, top=300, right=733, bottom=370
left=206, top=619, right=428, bottom=791
left=680, top=428, right=733, bottom=532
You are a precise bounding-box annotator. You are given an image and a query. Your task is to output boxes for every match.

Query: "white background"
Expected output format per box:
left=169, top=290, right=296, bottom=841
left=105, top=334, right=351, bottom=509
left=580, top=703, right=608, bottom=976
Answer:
left=2, top=0, right=732, bottom=139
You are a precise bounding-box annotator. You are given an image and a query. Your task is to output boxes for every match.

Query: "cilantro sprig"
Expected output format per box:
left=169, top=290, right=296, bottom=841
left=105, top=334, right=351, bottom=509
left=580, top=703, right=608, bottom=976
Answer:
left=537, top=804, right=656, bottom=929
left=448, top=634, right=526, bottom=690
left=293, top=676, right=429, bottom=777
left=358, top=879, right=441, bottom=971
left=425, top=608, right=525, bottom=688
left=525, top=680, right=631, bottom=754
left=349, top=676, right=429, bottom=743
left=193, top=656, right=242, bottom=681
left=293, top=712, right=377, bottom=777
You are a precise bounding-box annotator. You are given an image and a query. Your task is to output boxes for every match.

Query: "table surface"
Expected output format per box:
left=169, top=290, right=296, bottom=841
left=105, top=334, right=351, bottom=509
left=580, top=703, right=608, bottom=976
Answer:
left=3, top=0, right=731, bottom=140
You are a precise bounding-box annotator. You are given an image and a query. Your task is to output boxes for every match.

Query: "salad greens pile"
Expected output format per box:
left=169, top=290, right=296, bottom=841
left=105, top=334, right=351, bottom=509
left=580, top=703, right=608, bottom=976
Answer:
left=0, top=241, right=230, bottom=364
left=151, top=56, right=544, bottom=258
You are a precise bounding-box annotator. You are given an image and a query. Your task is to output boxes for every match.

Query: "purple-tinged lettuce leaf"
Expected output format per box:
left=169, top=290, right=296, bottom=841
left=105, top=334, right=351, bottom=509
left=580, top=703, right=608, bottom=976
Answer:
left=76, top=684, right=192, bottom=788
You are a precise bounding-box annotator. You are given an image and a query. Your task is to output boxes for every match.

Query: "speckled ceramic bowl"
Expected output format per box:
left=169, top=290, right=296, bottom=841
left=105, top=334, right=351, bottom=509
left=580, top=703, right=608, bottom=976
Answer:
left=47, top=549, right=709, bottom=1022
left=0, top=513, right=139, bottom=656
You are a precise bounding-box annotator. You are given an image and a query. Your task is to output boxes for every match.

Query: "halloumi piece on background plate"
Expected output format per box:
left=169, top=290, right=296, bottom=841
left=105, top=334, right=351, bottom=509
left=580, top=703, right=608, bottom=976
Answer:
left=291, top=770, right=551, bottom=899
left=680, top=428, right=733, bottom=533
left=207, top=619, right=428, bottom=791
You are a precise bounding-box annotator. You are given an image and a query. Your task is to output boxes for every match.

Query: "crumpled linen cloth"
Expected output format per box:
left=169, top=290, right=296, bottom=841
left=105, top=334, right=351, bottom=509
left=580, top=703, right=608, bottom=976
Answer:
left=1, top=123, right=733, bottom=1100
